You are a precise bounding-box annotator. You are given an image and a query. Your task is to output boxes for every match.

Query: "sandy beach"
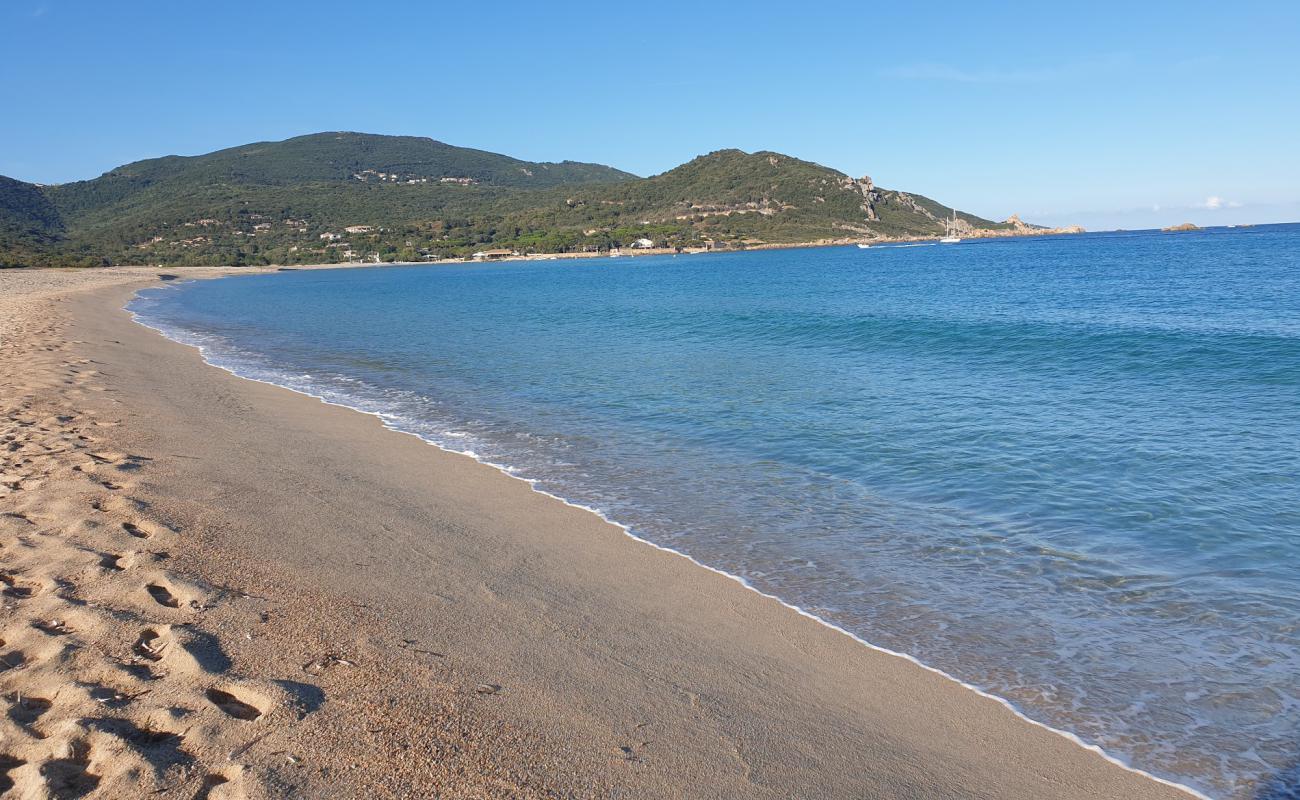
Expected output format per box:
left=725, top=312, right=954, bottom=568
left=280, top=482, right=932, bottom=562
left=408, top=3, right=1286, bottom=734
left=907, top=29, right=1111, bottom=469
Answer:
left=0, top=267, right=1200, bottom=799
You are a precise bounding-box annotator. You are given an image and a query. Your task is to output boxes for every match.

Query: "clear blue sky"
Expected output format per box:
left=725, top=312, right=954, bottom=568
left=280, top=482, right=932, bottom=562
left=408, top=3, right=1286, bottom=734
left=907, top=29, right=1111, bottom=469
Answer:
left=3, top=0, right=1298, bottom=230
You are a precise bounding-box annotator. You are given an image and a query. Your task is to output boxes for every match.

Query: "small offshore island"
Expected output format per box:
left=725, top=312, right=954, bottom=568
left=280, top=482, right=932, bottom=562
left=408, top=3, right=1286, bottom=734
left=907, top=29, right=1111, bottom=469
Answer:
left=0, top=132, right=1083, bottom=269
left=1162, top=222, right=1202, bottom=232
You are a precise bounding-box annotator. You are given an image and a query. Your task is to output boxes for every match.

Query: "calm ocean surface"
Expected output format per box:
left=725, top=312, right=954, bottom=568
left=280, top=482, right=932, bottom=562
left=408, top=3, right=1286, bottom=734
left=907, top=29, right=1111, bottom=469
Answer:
left=131, top=225, right=1300, bottom=798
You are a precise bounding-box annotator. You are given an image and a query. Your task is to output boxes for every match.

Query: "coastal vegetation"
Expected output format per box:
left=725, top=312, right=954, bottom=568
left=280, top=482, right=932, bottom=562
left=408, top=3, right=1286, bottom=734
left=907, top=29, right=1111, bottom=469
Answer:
left=2, top=132, right=1053, bottom=267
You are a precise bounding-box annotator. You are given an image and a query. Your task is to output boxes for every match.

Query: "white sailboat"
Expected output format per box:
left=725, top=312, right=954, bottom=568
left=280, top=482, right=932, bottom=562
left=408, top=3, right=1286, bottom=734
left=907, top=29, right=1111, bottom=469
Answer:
left=940, top=210, right=962, bottom=244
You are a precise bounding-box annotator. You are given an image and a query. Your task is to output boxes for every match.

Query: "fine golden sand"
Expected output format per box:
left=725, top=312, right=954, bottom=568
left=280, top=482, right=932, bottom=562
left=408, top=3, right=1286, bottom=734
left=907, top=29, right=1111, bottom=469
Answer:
left=0, top=267, right=1198, bottom=799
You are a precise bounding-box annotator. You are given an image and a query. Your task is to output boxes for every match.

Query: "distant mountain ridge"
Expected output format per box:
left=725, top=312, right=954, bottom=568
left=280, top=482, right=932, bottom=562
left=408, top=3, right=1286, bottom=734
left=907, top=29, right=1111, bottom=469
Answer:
left=0, top=132, right=1068, bottom=267
left=70, top=132, right=637, bottom=190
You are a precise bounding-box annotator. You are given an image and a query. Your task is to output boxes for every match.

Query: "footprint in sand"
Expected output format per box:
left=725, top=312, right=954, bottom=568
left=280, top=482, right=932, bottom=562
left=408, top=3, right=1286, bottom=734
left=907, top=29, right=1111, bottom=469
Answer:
left=84, top=717, right=190, bottom=768
left=122, top=520, right=163, bottom=540
left=134, top=628, right=169, bottom=662
left=0, top=649, right=27, bottom=672
left=37, top=740, right=100, bottom=798
left=141, top=573, right=203, bottom=611
left=99, top=552, right=130, bottom=571
left=88, top=451, right=149, bottom=472
left=205, top=688, right=264, bottom=721
left=6, top=692, right=52, bottom=730
left=146, top=582, right=182, bottom=609
left=33, top=618, right=73, bottom=636
left=1, top=572, right=41, bottom=600
left=0, top=755, right=25, bottom=794
left=92, top=494, right=147, bottom=515
left=128, top=625, right=205, bottom=677
left=194, top=773, right=230, bottom=800
left=83, top=684, right=137, bottom=709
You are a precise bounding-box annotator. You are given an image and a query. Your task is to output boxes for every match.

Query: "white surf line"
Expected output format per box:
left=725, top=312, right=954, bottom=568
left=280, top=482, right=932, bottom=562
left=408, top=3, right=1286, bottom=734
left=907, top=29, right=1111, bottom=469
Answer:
left=126, top=283, right=1214, bottom=800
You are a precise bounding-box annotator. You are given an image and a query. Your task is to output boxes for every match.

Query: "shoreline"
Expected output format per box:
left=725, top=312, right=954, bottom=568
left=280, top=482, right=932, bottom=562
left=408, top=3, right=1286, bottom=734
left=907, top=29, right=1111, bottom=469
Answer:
left=2, top=266, right=1204, bottom=798
left=131, top=272, right=1207, bottom=799
left=11, top=225, right=1086, bottom=273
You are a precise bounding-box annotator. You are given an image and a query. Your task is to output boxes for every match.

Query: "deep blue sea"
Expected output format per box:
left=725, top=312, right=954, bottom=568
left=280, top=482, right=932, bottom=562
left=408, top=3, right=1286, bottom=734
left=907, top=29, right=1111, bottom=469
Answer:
left=131, top=224, right=1300, bottom=799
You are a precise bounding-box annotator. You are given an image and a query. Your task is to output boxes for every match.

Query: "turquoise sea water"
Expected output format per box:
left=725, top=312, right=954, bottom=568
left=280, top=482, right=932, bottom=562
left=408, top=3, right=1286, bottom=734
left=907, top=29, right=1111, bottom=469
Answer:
left=132, top=225, right=1300, bottom=799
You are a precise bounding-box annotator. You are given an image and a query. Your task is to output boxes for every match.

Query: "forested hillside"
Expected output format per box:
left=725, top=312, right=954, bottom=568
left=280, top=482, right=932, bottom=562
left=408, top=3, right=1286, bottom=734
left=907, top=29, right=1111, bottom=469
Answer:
left=1, top=132, right=1034, bottom=267
left=0, top=176, right=64, bottom=267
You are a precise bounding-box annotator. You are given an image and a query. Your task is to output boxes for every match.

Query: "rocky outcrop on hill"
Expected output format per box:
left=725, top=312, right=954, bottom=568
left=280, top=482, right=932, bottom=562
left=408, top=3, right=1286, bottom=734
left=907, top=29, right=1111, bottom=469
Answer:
left=960, top=213, right=1083, bottom=238
left=840, top=176, right=880, bottom=221
left=1004, top=214, right=1041, bottom=231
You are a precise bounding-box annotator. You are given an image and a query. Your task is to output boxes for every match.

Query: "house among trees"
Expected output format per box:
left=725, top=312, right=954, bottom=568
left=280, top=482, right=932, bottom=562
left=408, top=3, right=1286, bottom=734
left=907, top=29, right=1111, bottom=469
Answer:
left=632, top=238, right=655, bottom=249
left=472, top=249, right=517, bottom=261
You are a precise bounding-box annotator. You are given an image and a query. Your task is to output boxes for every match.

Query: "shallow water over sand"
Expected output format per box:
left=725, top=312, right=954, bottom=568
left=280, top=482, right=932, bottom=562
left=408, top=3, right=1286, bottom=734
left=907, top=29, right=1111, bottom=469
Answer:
left=133, top=225, right=1300, bottom=798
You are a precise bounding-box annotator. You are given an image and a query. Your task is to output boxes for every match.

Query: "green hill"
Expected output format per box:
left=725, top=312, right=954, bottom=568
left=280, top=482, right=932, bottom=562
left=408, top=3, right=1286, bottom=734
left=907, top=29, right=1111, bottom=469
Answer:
left=1, top=133, right=1021, bottom=267
left=0, top=176, right=65, bottom=267
left=48, top=131, right=634, bottom=214
left=488, top=149, right=1009, bottom=252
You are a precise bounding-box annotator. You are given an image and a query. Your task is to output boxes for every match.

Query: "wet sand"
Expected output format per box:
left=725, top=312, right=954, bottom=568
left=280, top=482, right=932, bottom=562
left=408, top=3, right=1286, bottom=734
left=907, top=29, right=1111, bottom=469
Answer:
left=0, top=267, right=1199, bottom=798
